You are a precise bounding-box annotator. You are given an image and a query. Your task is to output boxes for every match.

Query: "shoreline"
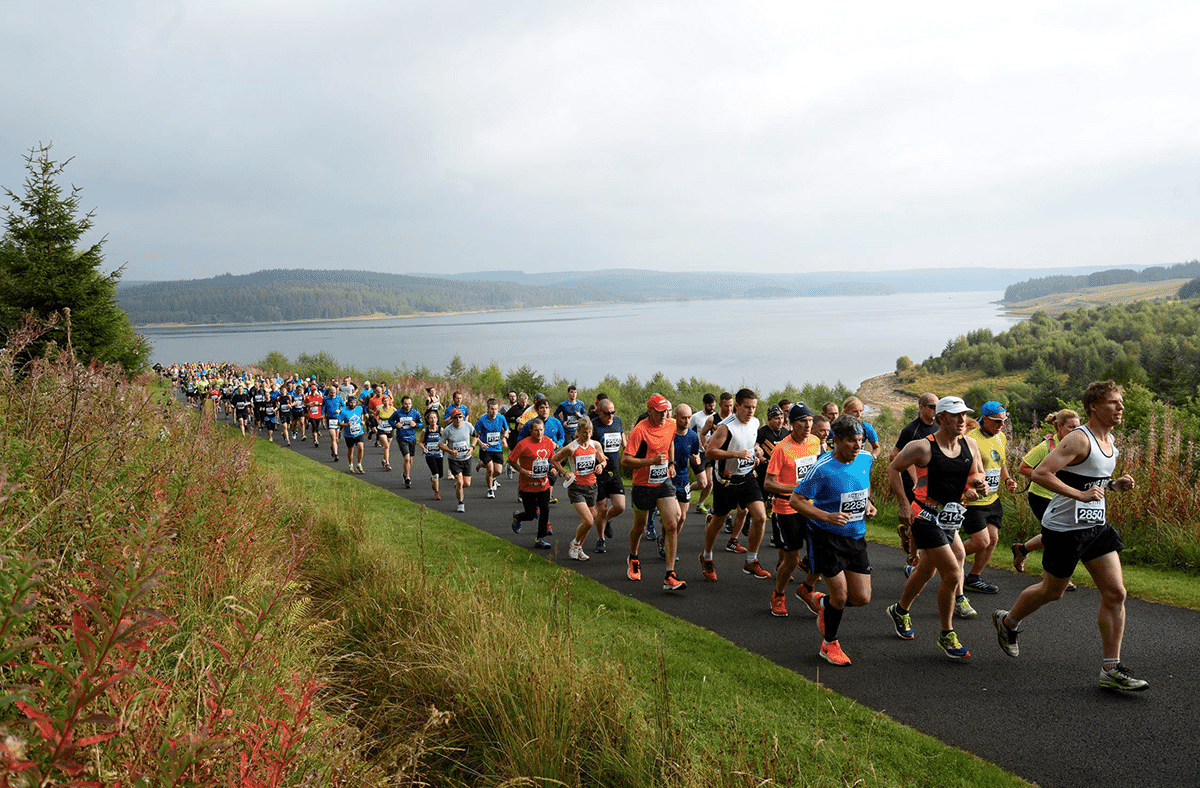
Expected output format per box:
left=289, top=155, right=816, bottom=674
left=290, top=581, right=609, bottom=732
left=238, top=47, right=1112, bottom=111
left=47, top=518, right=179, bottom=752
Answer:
left=135, top=302, right=602, bottom=330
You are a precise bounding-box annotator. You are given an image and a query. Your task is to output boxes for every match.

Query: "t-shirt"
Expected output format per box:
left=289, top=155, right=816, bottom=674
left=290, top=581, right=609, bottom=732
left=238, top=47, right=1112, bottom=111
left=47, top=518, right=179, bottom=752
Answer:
left=766, top=433, right=822, bottom=515
left=626, top=417, right=675, bottom=487
left=756, top=425, right=788, bottom=487
left=509, top=436, right=555, bottom=493
left=441, top=422, right=474, bottom=461
left=793, top=450, right=874, bottom=539
left=474, top=414, right=507, bottom=452
left=555, top=400, right=587, bottom=434
left=322, top=395, right=344, bottom=421
left=303, top=393, right=323, bottom=418
left=591, top=415, right=624, bottom=478
left=1022, top=435, right=1057, bottom=500
left=895, top=417, right=937, bottom=450
left=518, top=416, right=565, bottom=446
left=339, top=405, right=365, bottom=438
left=376, top=405, right=397, bottom=432
left=444, top=403, right=469, bottom=422
left=389, top=408, right=422, bottom=442
left=673, top=429, right=701, bottom=492
left=967, top=426, right=1008, bottom=507
left=421, top=427, right=442, bottom=458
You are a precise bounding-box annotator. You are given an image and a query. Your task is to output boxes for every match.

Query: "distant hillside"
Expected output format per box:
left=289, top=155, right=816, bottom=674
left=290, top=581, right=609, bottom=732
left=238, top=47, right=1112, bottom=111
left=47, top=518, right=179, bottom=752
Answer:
left=118, top=268, right=900, bottom=326
left=1002, top=260, right=1200, bottom=303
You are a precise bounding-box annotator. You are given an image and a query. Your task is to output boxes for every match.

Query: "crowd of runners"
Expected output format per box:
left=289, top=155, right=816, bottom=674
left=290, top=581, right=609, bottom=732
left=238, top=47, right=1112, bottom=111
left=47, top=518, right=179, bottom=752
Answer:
left=167, top=363, right=1148, bottom=692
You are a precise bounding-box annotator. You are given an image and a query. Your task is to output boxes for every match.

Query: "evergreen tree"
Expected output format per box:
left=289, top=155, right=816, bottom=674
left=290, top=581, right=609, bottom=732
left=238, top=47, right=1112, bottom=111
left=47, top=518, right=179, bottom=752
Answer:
left=0, top=143, right=144, bottom=372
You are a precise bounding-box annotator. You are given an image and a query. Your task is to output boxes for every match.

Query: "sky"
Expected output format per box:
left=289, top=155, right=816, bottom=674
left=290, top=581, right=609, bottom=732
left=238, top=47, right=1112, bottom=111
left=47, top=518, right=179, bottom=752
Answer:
left=2, top=0, right=1198, bottom=281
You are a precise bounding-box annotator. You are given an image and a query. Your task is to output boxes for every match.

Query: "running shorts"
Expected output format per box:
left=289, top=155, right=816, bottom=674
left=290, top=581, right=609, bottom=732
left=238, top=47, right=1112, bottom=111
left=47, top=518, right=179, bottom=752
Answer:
left=1041, top=523, right=1123, bottom=579
left=631, top=483, right=674, bottom=512
left=807, top=528, right=872, bottom=578
left=963, top=500, right=1003, bottom=535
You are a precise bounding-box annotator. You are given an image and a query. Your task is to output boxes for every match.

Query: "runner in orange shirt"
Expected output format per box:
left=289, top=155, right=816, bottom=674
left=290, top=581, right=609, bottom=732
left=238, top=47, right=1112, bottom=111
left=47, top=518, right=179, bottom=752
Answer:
left=762, top=403, right=824, bottom=617
left=622, top=394, right=686, bottom=591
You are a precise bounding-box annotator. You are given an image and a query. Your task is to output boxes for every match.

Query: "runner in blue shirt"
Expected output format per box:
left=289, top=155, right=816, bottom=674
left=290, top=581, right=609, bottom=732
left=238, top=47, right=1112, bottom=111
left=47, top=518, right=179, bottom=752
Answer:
left=388, top=395, right=423, bottom=489
left=788, top=414, right=877, bottom=667
left=555, top=386, right=587, bottom=441
left=321, top=388, right=345, bottom=463
left=474, top=398, right=509, bottom=499
left=443, top=390, right=469, bottom=423
left=338, top=395, right=367, bottom=474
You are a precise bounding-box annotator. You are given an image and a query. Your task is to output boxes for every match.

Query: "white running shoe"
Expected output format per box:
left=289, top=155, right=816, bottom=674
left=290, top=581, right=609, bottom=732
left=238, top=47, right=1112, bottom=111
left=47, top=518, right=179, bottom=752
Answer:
left=568, top=540, right=590, bottom=561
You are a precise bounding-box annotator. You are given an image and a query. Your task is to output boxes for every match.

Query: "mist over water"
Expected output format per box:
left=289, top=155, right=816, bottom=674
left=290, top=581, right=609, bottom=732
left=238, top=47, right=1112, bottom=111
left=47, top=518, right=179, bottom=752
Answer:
left=143, top=291, right=1020, bottom=392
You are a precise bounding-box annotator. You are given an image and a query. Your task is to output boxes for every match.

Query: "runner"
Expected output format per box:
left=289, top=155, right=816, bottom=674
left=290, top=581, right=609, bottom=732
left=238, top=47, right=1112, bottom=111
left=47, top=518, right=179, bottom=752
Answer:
left=390, top=395, right=422, bottom=488
left=1012, top=409, right=1082, bottom=590
left=756, top=405, right=789, bottom=549
left=960, top=400, right=1018, bottom=595
left=993, top=380, right=1146, bottom=691
left=762, top=403, right=823, bottom=617
left=553, top=416, right=606, bottom=561
left=277, top=382, right=294, bottom=446
left=507, top=417, right=555, bottom=549
left=474, top=398, right=508, bottom=498
left=555, top=385, right=587, bottom=443
left=788, top=414, right=877, bottom=665
left=439, top=407, right=477, bottom=513
left=591, top=398, right=626, bottom=554
left=701, top=389, right=772, bottom=582
left=376, top=393, right=396, bottom=470
left=893, top=393, right=939, bottom=566
left=261, top=385, right=279, bottom=442
left=418, top=410, right=444, bottom=500
left=443, top=391, right=469, bottom=423
left=813, top=415, right=831, bottom=454
left=622, top=394, right=686, bottom=591
left=504, top=392, right=530, bottom=480
left=671, top=403, right=702, bottom=554
left=321, top=386, right=344, bottom=462
left=303, top=383, right=324, bottom=447
left=689, top=393, right=717, bottom=514
left=338, top=393, right=367, bottom=474
left=231, top=383, right=252, bottom=437
left=885, top=396, right=987, bottom=660
left=841, top=397, right=880, bottom=458
left=821, top=401, right=839, bottom=424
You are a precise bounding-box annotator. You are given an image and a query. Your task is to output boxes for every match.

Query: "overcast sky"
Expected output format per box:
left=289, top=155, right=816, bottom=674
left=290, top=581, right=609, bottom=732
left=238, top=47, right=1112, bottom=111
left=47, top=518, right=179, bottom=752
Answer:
left=2, top=1, right=1198, bottom=281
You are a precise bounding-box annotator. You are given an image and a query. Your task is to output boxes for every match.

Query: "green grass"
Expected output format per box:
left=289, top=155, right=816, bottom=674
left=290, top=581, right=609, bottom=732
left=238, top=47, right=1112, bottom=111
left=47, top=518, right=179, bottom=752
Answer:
left=252, top=438, right=1033, bottom=787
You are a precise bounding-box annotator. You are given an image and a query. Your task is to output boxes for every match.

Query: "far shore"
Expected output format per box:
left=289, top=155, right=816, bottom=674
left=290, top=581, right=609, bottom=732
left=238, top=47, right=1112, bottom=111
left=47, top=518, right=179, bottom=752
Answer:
left=136, top=302, right=609, bottom=329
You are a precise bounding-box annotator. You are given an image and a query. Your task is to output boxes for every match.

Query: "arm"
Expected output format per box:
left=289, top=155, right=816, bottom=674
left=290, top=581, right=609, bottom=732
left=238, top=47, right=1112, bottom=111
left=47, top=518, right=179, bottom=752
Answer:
left=962, top=436, right=989, bottom=502
left=552, top=444, right=573, bottom=477
left=789, top=493, right=852, bottom=529
left=764, top=471, right=793, bottom=497
left=886, top=439, right=931, bottom=527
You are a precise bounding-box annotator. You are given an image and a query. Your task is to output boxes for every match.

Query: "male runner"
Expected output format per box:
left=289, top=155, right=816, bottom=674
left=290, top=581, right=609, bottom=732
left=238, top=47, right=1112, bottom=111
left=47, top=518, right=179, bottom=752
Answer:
left=893, top=392, right=938, bottom=563
left=338, top=394, right=367, bottom=474
left=788, top=414, right=877, bottom=665
left=689, top=393, right=717, bottom=514
left=389, top=395, right=423, bottom=488
left=555, top=385, right=587, bottom=442
left=303, top=383, right=324, bottom=447
left=591, top=398, right=626, bottom=554
left=671, top=403, right=702, bottom=553
left=475, top=398, right=508, bottom=498
left=993, top=380, right=1146, bottom=691
left=886, top=396, right=987, bottom=659
left=763, top=403, right=822, bottom=617
left=622, top=395, right=686, bottom=591
left=439, top=407, right=477, bottom=513
left=701, top=389, right=771, bottom=581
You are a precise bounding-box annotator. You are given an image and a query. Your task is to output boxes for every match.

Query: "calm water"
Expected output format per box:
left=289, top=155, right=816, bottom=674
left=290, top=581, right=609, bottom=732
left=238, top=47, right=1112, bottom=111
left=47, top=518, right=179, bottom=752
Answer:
left=142, top=291, right=1021, bottom=393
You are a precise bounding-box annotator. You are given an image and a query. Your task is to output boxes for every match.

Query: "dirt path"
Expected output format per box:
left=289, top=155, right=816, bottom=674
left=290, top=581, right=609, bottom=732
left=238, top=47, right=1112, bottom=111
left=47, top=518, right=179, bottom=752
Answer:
left=856, top=372, right=916, bottom=419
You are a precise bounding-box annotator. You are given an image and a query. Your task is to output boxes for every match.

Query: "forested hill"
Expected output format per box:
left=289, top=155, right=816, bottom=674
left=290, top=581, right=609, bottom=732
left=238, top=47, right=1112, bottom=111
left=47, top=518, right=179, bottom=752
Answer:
left=1002, top=260, right=1200, bottom=304
left=117, top=268, right=898, bottom=325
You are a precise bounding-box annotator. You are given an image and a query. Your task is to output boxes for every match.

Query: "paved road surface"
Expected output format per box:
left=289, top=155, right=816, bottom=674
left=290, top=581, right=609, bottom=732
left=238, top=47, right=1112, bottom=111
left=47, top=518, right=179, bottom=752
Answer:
left=273, top=429, right=1196, bottom=788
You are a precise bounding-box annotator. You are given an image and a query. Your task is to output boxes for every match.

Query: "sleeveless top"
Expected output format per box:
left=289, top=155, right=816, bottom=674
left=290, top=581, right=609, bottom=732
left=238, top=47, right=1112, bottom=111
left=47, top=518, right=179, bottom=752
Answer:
left=717, top=414, right=759, bottom=482
left=911, top=435, right=972, bottom=531
left=1042, top=426, right=1116, bottom=532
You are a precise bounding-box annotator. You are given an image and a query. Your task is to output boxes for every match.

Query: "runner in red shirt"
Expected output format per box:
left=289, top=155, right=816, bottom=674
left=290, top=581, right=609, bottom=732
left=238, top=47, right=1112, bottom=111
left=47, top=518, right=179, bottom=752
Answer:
left=507, top=418, right=557, bottom=549
left=622, top=394, right=686, bottom=591
left=553, top=417, right=607, bottom=561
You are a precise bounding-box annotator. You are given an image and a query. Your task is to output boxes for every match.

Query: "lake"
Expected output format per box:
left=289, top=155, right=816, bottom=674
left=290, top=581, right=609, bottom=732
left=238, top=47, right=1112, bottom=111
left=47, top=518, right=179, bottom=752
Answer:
left=141, top=291, right=1021, bottom=393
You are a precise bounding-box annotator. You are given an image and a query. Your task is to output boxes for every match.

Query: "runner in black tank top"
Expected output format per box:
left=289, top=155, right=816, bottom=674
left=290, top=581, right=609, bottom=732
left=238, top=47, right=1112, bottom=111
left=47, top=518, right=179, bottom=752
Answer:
left=885, top=397, right=987, bottom=660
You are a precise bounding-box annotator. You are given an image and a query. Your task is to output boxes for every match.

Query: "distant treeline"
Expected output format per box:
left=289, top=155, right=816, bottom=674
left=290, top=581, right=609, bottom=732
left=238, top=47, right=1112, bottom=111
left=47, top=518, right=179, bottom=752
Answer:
left=118, top=268, right=895, bottom=326
left=1002, top=260, right=1200, bottom=304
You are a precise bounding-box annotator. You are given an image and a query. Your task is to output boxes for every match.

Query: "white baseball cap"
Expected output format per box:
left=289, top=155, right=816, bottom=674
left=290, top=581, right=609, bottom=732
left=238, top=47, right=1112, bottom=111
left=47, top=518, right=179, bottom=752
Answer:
left=935, top=396, right=972, bottom=415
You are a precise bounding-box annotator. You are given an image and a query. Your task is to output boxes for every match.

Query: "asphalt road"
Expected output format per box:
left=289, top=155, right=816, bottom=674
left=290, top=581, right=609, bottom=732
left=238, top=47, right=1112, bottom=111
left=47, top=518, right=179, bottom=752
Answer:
left=269, top=425, right=1196, bottom=788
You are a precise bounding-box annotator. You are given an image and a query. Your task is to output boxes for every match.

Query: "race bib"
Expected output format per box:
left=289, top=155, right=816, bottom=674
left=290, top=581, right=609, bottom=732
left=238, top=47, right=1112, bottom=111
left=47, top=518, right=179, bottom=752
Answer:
left=648, top=463, right=669, bottom=484
left=794, top=455, right=817, bottom=483
left=453, top=440, right=470, bottom=458
left=575, top=454, right=596, bottom=475
left=984, top=468, right=1001, bottom=493
left=566, top=413, right=580, bottom=426
left=486, top=431, right=501, bottom=446
left=603, top=432, right=621, bottom=452
left=531, top=458, right=550, bottom=478
left=327, top=418, right=339, bottom=429
left=840, top=489, right=869, bottom=522
left=736, top=455, right=756, bottom=474
left=1075, top=484, right=1107, bottom=525
left=425, top=440, right=440, bottom=454
left=936, top=501, right=967, bottom=531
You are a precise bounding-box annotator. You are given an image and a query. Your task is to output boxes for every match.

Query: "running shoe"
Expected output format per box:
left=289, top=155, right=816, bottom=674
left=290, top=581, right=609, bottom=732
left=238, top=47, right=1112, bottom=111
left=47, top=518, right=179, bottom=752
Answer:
left=795, top=583, right=821, bottom=616
left=696, top=504, right=709, bottom=515
left=285, top=440, right=291, bottom=446
left=301, top=435, right=307, bottom=441
left=487, top=490, right=495, bottom=499
left=404, top=478, right=411, bottom=489
left=594, top=539, right=607, bottom=553
left=964, top=575, right=998, bottom=594
left=724, top=516, right=734, bottom=534
left=903, top=564, right=917, bottom=578
left=993, top=610, right=1019, bottom=657
left=724, top=538, right=747, bottom=554
left=627, top=555, right=641, bottom=581
left=456, top=503, right=465, bottom=513
left=545, top=524, right=553, bottom=535
left=813, top=592, right=827, bottom=636
left=534, top=538, right=552, bottom=550
left=1011, top=542, right=1027, bottom=573
left=645, top=524, right=659, bottom=541
left=1099, top=663, right=1149, bottom=692
left=955, top=595, right=978, bottom=619
left=604, top=522, right=613, bottom=539
left=549, top=497, right=558, bottom=505
left=568, top=540, right=589, bottom=561
left=433, top=491, right=441, bottom=501
left=937, top=631, right=970, bottom=659
left=770, top=591, right=788, bottom=617
left=657, top=534, right=665, bottom=559
left=1066, top=581, right=1077, bottom=592
left=819, top=639, right=851, bottom=666
left=313, top=439, right=318, bottom=447
left=699, top=554, right=717, bottom=582
left=897, top=523, right=911, bottom=556
left=886, top=603, right=914, bottom=640
left=346, top=466, right=355, bottom=474
left=356, top=465, right=365, bottom=474
left=662, top=571, right=686, bottom=592
left=742, top=560, right=772, bottom=579
left=511, top=512, right=522, bottom=534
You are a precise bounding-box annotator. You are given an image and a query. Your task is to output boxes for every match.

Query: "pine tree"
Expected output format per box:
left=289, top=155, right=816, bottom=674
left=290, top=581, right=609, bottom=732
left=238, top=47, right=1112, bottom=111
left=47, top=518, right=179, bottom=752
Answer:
left=0, top=143, right=144, bottom=372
